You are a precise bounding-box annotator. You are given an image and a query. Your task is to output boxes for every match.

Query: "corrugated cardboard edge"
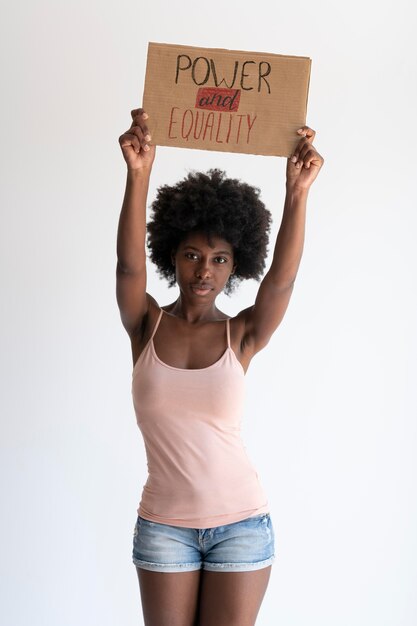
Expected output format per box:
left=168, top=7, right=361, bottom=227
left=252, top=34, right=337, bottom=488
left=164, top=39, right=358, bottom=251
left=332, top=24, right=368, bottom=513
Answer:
left=146, top=41, right=311, bottom=62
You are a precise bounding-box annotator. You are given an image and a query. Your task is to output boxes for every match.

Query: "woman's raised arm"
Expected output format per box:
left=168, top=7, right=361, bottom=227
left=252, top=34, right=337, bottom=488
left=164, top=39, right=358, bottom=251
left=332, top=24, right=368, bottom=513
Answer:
left=116, top=109, right=156, bottom=336
left=240, top=126, right=324, bottom=354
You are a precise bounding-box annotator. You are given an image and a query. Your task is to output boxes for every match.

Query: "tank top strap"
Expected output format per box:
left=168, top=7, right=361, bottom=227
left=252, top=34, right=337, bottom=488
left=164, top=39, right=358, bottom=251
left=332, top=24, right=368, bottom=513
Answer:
left=226, top=317, right=231, bottom=349
left=150, top=308, right=164, bottom=340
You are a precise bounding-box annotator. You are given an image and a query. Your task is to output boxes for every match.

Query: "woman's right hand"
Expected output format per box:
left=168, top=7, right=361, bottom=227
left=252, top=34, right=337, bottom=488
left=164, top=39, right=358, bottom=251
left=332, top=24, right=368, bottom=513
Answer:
left=118, top=108, right=156, bottom=172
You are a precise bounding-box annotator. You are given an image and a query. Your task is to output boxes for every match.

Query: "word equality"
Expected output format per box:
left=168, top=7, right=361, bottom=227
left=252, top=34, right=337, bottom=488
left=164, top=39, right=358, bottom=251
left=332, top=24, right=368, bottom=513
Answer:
left=168, top=107, right=257, bottom=145
left=175, top=55, right=271, bottom=94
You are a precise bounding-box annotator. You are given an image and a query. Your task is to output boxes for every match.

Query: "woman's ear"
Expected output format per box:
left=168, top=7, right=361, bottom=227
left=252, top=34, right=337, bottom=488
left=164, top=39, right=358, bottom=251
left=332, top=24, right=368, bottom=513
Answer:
left=231, top=264, right=237, bottom=275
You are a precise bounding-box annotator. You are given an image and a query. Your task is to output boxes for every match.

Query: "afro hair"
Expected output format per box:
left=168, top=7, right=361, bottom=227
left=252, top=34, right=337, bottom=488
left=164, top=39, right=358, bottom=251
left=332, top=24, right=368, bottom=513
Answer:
left=146, top=168, right=272, bottom=295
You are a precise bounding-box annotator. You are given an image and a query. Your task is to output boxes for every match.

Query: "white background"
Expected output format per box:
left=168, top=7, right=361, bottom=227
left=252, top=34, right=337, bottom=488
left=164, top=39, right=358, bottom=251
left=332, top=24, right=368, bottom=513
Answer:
left=1, top=1, right=416, bottom=624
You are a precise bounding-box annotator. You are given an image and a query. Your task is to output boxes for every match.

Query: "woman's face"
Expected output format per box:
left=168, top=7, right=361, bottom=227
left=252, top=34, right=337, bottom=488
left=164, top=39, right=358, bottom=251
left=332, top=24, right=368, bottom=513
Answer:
left=172, top=231, right=236, bottom=299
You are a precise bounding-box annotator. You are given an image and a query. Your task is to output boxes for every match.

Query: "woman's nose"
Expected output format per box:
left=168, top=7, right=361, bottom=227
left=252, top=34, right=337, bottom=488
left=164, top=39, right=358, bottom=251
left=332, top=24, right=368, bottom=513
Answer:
left=196, top=261, right=211, bottom=278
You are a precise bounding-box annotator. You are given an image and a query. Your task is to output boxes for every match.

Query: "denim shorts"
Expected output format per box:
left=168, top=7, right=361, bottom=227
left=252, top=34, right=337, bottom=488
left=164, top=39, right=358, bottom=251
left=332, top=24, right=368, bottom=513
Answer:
left=132, top=512, right=275, bottom=573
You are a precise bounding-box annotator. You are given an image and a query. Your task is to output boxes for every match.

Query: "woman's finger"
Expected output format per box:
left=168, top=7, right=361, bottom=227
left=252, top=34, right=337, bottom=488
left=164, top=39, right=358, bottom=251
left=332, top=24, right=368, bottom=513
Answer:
left=291, top=138, right=309, bottom=164
left=131, top=108, right=148, bottom=120
left=291, top=142, right=321, bottom=169
left=298, top=147, right=317, bottom=169
left=301, top=148, right=324, bottom=170
left=131, top=112, right=149, bottom=127
left=130, top=110, right=149, bottom=131
left=130, top=114, right=151, bottom=142
left=290, top=127, right=316, bottom=164
left=129, top=124, right=152, bottom=149
left=297, top=142, right=316, bottom=163
left=119, top=132, right=142, bottom=154
left=297, top=126, right=316, bottom=142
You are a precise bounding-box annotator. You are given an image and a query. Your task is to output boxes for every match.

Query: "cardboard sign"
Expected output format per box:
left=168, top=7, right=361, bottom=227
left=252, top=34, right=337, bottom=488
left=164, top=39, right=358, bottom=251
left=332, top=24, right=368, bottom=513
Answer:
left=142, top=42, right=311, bottom=158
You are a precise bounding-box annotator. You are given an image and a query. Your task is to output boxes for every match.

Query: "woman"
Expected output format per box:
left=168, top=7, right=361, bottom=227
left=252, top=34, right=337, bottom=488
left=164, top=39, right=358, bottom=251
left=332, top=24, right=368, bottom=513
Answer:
left=117, top=108, right=323, bottom=626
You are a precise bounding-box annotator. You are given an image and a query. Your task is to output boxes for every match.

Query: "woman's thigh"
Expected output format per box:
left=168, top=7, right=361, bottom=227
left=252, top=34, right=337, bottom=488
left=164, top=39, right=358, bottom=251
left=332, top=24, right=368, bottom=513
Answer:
left=197, top=567, right=272, bottom=626
left=136, top=568, right=202, bottom=626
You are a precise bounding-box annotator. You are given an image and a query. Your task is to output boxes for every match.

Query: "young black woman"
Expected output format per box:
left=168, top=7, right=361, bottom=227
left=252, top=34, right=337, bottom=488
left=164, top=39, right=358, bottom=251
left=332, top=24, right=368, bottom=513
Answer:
left=116, top=107, right=324, bottom=626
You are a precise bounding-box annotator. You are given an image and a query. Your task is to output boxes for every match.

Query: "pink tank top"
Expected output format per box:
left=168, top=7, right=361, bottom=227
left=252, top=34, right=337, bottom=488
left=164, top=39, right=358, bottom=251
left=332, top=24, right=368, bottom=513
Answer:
left=131, top=308, right=269, bottom=528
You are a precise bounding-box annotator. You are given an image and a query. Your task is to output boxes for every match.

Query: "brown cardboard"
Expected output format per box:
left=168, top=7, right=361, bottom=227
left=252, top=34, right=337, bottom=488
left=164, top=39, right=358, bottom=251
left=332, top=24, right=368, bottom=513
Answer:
left=142, top=42, right=311, bottom=158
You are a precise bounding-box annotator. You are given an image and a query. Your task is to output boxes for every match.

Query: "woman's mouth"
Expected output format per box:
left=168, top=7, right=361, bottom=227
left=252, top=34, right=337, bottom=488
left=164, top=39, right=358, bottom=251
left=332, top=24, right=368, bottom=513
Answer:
left=190, top=283, right=213, bottom=295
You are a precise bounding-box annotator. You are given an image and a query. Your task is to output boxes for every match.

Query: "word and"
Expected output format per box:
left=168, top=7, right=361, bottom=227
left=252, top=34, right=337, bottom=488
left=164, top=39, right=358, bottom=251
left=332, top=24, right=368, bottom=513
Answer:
left=168, top=107, right=257, bottom=145
left=195, top=88, right=241, bottom=112
left=175, top=55, right=271, bottom=94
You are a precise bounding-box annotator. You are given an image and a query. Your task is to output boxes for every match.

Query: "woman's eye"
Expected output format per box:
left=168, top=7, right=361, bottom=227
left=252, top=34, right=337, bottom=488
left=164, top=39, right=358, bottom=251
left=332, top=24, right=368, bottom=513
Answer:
left=215, top=257, right=227, bottom=264
left=185, top=253, right=198, bottom=260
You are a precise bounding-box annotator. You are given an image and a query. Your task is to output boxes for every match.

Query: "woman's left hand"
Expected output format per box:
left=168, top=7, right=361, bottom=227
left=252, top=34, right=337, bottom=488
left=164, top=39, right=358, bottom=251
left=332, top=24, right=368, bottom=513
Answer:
left=286, top=126, right=324, bottom=192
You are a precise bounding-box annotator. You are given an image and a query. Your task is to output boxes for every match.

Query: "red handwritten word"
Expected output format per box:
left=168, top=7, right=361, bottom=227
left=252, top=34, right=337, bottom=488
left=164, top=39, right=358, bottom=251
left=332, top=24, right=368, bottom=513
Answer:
left=168, top=107, right=257, bottom=145
left=195, top=88, right=241, bottom=112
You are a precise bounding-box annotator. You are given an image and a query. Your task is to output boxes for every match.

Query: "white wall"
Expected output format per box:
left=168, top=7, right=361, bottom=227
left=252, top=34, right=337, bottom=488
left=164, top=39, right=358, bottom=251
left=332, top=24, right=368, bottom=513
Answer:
left=1, top=1, right=416, bottom=624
